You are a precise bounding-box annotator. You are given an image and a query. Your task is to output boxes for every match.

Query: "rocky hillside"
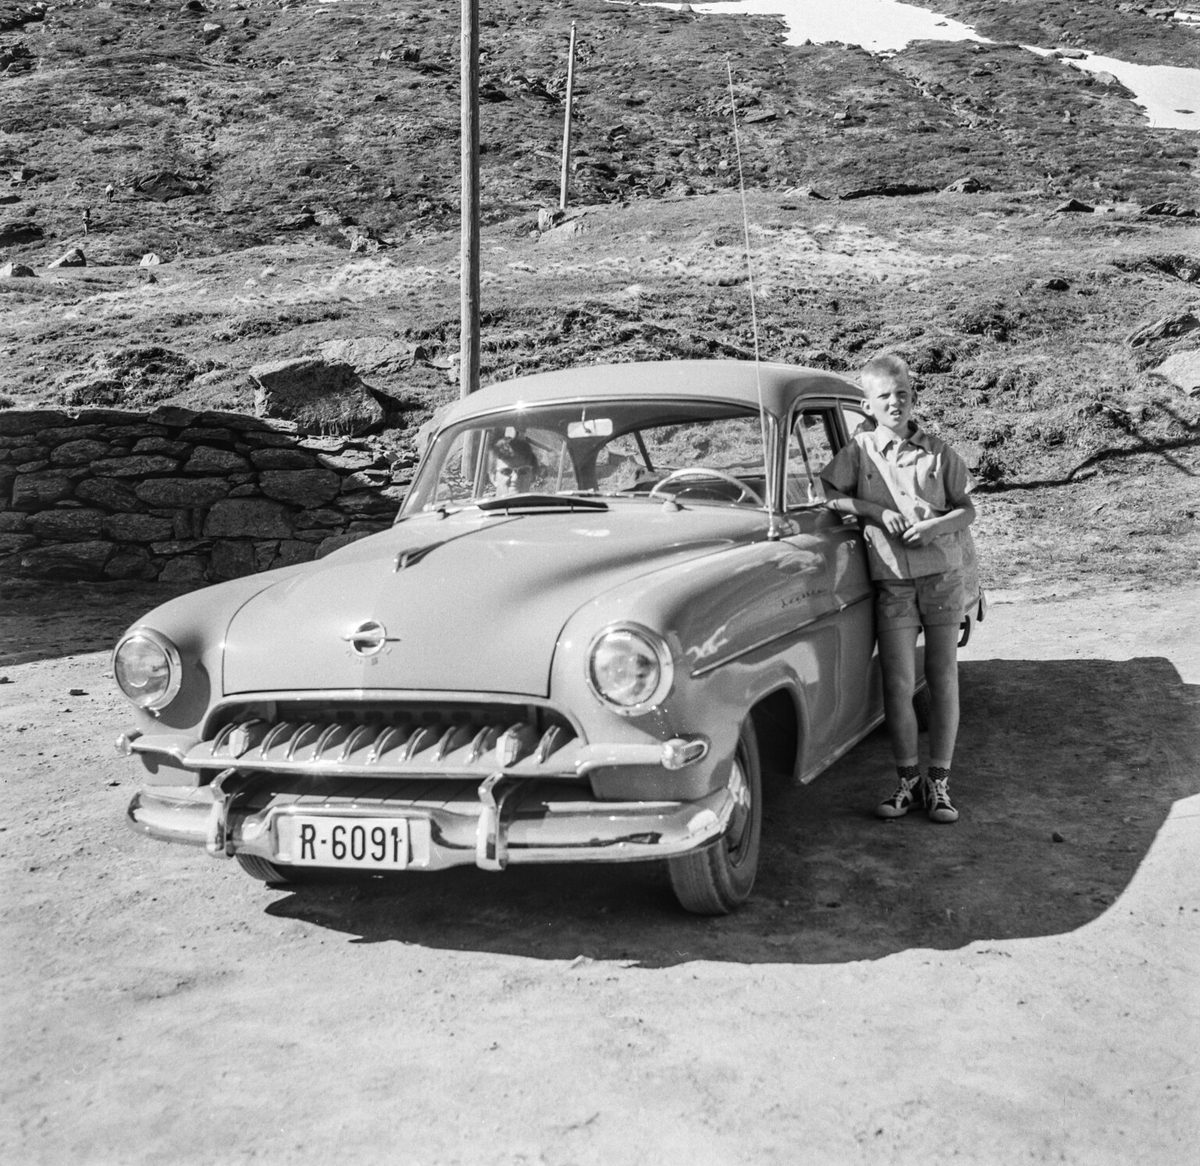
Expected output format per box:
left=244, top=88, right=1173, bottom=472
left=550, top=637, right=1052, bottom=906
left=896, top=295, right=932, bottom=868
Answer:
left=1, top=0, right=1198, bottom=589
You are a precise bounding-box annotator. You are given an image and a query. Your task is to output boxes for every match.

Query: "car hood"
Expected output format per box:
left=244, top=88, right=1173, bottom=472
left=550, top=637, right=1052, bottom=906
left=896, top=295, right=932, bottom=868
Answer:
left=221, top=503, right=766, bottom=697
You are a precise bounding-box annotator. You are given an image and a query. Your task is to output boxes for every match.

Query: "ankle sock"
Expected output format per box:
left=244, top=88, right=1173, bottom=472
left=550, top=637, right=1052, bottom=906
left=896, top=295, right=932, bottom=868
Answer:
left=897, top=763, right=921, bottom=784
left=928, top=765, right=951, bottom=785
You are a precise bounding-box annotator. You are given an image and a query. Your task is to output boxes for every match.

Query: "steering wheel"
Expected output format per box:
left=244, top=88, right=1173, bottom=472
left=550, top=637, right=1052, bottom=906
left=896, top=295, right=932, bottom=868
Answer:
left=648, top=467, right=765, bottom=507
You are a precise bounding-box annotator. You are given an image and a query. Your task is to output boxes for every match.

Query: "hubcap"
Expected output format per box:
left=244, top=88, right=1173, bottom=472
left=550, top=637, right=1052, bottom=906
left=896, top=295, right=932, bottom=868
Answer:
left=725, top=755, right=752, bottom=862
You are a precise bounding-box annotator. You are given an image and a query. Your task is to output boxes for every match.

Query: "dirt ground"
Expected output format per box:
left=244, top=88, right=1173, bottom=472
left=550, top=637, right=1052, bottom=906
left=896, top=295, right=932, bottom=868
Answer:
left=1, top=581, right=1196, bottom=1164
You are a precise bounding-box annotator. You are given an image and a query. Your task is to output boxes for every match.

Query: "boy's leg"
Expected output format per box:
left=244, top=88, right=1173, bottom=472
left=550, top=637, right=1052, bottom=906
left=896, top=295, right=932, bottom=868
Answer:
left=875, top=624, right=924, bottom=818
left=923, top=622, right=961, bottom=766
left=877, top=625, right=920, bottom=765
left=923, top=621, right=961, bottom=823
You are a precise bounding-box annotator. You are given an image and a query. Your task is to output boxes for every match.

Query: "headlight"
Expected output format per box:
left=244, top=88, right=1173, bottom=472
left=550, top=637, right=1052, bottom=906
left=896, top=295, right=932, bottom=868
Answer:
left=113, top=628, right=182, bottom=711
left=586, top=624, right=674, bottom=715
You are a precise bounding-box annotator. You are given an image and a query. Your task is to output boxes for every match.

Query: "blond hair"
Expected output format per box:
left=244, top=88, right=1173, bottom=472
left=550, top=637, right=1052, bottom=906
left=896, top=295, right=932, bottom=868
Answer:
left=861, top=354, right=911, bottom=388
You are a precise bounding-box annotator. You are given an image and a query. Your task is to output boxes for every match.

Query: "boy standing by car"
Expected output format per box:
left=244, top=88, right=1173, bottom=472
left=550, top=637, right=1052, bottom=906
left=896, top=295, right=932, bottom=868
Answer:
left=820, top=355, right=976, bottom=823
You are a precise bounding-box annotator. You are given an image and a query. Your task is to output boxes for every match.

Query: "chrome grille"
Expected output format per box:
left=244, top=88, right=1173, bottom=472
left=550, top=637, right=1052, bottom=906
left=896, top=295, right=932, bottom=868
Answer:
left=191, top=704, right=580, bottom=778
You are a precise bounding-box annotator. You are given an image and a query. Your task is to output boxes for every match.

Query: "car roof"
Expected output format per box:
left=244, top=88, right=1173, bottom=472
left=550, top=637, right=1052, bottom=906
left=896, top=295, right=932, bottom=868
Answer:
left=439, top=360, right=864, bottom=424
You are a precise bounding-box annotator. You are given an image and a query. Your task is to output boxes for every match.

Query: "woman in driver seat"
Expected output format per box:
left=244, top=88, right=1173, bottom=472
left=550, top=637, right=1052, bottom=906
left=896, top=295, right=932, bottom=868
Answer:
left=488, top=436, right=540, bottom=497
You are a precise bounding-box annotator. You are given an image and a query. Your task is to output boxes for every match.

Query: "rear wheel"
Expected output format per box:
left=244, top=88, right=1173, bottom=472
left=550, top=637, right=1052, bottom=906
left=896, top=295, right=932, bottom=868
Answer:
left=236, top=854, right=295, bottom=885
left=668, top=721, right=762, bottom=915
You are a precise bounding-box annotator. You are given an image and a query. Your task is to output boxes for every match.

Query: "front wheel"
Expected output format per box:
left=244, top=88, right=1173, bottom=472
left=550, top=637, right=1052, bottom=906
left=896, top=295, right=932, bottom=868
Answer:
left=668, top=721, right=762, bottom=915
left=236, top=853, right=295, bottom=885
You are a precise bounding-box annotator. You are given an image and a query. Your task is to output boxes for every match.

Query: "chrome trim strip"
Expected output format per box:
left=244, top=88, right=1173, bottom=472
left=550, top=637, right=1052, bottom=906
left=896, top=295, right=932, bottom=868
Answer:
left=309, top=723, right=342, bottom=761
left=286, top=722, right=320, bottom=761
left=258, top=721, right=295, bottom=759
left=403, top=725, right=437, bottom=762
left=202, top=692, right=589, bottom=742
left=368, top=725, right=403, bottom=764
left=339, top=724, right=374, bottom=762
left=128, top=780, right=738, bottom=871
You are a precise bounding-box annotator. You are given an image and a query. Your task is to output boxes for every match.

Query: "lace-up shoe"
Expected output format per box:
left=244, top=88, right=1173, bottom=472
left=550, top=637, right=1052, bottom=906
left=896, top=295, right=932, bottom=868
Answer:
left=876, top=771, right=925, bottom=819
left=926, top=771, right=959, bottom=823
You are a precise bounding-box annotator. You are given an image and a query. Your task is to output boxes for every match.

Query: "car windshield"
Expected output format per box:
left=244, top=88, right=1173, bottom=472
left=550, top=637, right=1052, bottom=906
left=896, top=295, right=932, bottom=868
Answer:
left=401, top=398, right=771, bottom=515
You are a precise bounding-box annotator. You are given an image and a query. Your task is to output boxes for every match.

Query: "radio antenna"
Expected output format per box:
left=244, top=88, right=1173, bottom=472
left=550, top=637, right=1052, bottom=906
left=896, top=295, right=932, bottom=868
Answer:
left=726, top=60, right=782, bottom=539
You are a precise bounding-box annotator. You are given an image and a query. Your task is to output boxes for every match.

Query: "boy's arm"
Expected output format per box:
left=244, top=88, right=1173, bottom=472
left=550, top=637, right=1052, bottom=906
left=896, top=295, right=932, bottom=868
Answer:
left=899, top=496, right=975, bottom=545
left=899, top=446, right=977, bottom=546
left=820, top=443, right=911, bottom=536
left=823, top=486, right=911, bottom=537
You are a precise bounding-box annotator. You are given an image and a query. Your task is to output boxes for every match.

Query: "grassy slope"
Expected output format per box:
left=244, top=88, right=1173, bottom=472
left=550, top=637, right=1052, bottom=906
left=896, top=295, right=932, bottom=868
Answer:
left=0, top=0, right=1197, bottom=590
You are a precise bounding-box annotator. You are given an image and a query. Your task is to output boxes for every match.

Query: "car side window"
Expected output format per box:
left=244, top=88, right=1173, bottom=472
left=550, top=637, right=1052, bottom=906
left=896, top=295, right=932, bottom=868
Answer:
left=786, top=409, right=836, bottom=508
left=840, top=405, right=874, bottom=441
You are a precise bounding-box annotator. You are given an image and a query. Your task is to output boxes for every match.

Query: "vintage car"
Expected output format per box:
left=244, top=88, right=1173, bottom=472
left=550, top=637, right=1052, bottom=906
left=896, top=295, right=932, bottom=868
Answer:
left=115, top=360, right=983, bottom=914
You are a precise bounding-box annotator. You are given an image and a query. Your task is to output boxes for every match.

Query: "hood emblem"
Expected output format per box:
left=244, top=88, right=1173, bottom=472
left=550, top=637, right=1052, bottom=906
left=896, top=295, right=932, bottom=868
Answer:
left=344, top=620, right=399, bottom=657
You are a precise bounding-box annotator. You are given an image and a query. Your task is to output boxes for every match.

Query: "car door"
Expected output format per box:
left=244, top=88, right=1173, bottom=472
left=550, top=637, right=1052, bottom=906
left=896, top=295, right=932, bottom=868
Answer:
left=780, top=402, right=878, bottom=775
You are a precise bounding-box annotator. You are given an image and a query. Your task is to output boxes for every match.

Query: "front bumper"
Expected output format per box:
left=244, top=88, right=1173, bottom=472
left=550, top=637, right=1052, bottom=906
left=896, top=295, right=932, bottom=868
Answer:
left=127, top=773, right=737, bottom=872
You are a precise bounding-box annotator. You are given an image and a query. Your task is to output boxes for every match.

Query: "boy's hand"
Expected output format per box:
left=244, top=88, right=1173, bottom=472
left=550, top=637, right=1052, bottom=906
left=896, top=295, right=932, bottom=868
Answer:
left=880, top=510, right=909, bottom=537
left=900, top=519, right=939, bottom=546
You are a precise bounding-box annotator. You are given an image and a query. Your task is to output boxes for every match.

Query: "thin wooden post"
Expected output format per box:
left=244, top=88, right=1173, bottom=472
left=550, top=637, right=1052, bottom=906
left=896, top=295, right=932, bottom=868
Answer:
left=460, top=0, right=480, bottom=397
left=558, top=22, right=577, bottom=211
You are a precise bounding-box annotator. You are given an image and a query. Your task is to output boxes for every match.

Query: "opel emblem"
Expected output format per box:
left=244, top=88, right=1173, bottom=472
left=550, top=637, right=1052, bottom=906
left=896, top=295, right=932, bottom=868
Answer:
left=344, top=619, right=393, bottom=657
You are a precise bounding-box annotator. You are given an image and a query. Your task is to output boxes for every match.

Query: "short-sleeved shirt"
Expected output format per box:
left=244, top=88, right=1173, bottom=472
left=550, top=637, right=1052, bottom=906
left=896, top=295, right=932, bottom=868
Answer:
left=820, top=422, right=974, bottom=581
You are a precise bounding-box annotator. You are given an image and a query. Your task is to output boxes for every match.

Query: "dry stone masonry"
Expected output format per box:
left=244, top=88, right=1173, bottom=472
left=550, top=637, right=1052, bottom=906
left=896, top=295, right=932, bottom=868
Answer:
left=0, top=406, right=414, bottom=583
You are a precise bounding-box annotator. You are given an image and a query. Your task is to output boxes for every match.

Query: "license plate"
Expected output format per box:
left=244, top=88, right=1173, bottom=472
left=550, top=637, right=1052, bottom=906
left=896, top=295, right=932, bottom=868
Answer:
left=276, top=816, right=411, bottom=870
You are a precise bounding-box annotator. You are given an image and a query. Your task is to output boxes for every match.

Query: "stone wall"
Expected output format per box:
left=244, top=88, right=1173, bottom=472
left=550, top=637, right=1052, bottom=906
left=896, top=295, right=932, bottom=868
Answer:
left=0, top=406, right=414, bottom=583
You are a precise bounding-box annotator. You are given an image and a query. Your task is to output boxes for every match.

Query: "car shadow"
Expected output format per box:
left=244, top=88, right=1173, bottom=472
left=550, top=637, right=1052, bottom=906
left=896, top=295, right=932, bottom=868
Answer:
left=265, top=657, right=1199, bottom=967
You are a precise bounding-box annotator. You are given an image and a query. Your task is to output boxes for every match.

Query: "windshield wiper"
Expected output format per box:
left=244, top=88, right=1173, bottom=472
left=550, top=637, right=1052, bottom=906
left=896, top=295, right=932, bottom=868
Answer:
left=477, top=493, right=609, bottom=513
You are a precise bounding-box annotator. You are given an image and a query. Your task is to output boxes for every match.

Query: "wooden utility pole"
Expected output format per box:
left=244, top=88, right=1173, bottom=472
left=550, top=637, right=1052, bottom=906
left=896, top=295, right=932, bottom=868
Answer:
left=558, top=22, right=577, bottom=211
left=460, top=0, right=480, bottom=397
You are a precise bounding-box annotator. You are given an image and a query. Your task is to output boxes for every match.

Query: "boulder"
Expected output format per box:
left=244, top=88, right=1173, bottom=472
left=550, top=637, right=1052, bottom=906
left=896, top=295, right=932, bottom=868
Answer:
left=203, top=498, right=293, bottom=538
left=0, top=410, right=68, bottom=436
left=0, top=222, right=43, bottom=247
left=208, top=540, right=257, bottom=580
left=1149, top=351, right=1200, bottom=394
left=1126, top=312, right=1200, bottom=348
left=1053, top=199, right=1094, bottom=214
left=11, top=471, right=73, bottom=509
left=104, top=548, right=155, bottom=580
left=48, top=247, right=86, bottom=269
left=839, top=183, right=937, bottom=201
left=258, top=469, right=342, bottom=507
left=158, top=556, right=208, bottom=584
left=0, top=262, right=36, bottom=278
left=50, top=438, right=112, bottom=466
left=75, top=478, right=142, bottom=511
left=941, top=176, right=989, bottom=194
left=17, top=540, right=115, bottom=579
left=249, top=447, right=318, bottom=470
left=0, top=533, right=37, bottom=554
left=272, top=540, right=317, bottom=568
left=1141, top=201, right=1198, bottom=218
left=250, top=357, right=385, bottom=436
left=139, top=253, right=163, bottom=266
left=133, top=476, right=229, bottom=508
left=90, top=454, right=180, bottom=477
left=102, top=513, right=176, bottom=542
left=26, top=508, right=105, bottom=539
left=130, top=171, right=205, bottom=201
left=183, top=446, right=250, bottom=474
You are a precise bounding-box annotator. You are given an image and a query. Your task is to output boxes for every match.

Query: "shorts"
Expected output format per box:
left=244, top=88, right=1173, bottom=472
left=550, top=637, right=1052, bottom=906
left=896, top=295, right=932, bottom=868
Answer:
left=875, top=570, right=965, bottom=632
